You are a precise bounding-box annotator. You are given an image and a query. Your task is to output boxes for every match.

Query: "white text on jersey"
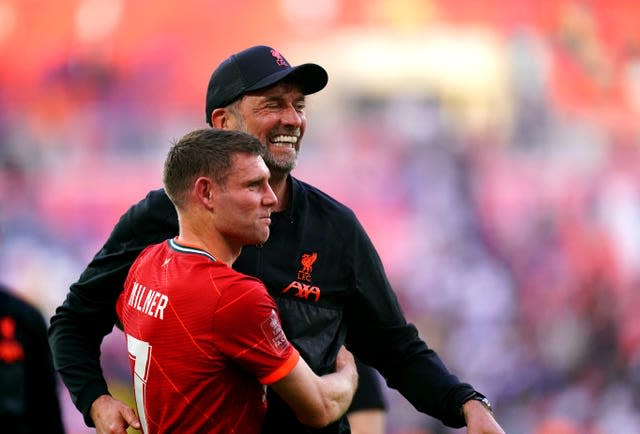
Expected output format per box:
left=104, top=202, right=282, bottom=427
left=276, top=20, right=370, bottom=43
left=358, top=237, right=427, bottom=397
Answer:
left=128, top=281, right=169, bottom=320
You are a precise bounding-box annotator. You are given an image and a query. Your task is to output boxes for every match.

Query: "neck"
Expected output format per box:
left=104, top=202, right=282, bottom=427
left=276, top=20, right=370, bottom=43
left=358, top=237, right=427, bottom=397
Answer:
left=269, top=171, right=290, bottom=212
left=177, top=215, right=241, bottom=266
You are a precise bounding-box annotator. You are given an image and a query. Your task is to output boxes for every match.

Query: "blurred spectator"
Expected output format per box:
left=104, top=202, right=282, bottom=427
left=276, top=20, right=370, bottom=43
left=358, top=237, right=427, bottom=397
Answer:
left=0, top=285, right=65, bottom=433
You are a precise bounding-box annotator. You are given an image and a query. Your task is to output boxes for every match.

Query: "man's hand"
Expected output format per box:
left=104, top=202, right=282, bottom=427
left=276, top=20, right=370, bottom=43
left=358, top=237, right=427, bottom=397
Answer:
left=335, top=346, right=357, bottom=379
left=90, top=394, right=141, bottom=434
left=462, top=399, right=506, bottom=434
left=335, top=346, right=359, bottom=396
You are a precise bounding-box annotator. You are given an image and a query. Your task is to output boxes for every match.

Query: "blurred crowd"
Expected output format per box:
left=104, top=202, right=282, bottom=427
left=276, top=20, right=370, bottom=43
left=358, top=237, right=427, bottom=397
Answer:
left=1, top=1, right=640, bottom=433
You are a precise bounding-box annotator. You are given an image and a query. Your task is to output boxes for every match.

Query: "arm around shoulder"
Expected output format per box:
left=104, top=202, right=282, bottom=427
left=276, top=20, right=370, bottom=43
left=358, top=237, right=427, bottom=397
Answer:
left=269, top=346, right=359, bottom=429
left=48, top=188, right=178, bottom=424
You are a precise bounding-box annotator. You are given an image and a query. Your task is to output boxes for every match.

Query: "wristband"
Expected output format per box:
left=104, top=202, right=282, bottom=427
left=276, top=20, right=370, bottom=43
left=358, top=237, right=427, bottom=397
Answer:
left=461, top=392, right=494, bottom=416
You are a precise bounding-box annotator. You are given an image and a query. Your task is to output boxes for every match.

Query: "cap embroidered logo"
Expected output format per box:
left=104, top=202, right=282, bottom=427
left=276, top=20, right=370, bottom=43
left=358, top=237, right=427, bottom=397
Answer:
left=270, top=49, right=289, bottom=67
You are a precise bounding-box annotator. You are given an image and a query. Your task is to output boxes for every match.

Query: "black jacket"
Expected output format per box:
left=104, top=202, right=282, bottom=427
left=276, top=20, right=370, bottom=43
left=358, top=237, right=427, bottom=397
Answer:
left=49, top=176, right=477, bottom=433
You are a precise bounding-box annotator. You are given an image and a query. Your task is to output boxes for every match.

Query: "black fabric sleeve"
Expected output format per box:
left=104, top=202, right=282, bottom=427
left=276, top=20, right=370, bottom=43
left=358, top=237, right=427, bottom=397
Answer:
left=48, top=189, right=178, bottom=426
left=343, top=216, right=476, bottom=428
left=347, top=358, right=387, bottom=413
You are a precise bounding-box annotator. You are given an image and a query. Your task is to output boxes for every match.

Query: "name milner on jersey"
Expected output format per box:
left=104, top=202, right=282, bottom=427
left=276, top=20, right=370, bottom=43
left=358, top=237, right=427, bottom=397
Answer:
left=128, top=281, right=169, bottom=319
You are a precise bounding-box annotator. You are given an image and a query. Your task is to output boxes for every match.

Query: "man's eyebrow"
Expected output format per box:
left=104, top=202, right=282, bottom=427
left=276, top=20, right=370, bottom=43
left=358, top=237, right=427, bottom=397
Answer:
left=260, top=92, right=306, bottom=102
left=245, top=174, right=268, bottom=185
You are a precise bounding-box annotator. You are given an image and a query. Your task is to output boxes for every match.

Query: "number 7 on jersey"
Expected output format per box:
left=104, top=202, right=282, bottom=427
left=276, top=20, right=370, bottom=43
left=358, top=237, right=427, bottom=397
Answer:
left=127, top=334, right=151, bottom=433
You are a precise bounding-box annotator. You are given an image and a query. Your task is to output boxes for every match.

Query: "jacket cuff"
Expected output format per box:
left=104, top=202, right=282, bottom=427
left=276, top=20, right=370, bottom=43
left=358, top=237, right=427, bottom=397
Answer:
left=442, top=383, right=478, bottom=427
left=78, top=380, right=111, bottom=427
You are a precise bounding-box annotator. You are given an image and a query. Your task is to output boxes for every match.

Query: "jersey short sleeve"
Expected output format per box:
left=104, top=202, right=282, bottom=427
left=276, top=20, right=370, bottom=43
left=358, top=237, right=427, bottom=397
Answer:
left=212, top=280, right=299, bottom=385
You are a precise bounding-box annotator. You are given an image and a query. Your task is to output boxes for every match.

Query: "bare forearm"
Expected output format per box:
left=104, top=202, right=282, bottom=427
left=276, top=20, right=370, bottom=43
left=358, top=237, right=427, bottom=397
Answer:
left=270, top=347, right=358, bottom=428
left=314, top=367, right=359, bottom=424
left=298, top=346, right=358, bottom=427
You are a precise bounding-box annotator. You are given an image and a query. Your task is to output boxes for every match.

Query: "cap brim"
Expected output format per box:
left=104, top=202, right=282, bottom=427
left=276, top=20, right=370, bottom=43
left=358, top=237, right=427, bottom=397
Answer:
left=246, top=63, right=328, bottom=95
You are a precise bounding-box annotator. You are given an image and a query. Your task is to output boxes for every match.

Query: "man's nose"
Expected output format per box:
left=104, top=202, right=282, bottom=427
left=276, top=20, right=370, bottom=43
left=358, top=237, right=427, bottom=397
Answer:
left=263, top=186, right=278, bottom=206
left=280, top=105, right=303, bottom=127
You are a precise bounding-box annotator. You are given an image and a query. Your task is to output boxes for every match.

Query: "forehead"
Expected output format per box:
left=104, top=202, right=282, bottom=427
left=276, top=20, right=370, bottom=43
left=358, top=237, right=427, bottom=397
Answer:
left=227, top=153, right=269, bottom=180
left=243, top=81, right=305, bottom=100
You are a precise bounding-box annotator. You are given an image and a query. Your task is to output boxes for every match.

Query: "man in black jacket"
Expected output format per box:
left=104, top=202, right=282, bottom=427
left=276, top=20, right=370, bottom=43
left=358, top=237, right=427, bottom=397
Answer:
left=49, top=45, right=504, bottom=434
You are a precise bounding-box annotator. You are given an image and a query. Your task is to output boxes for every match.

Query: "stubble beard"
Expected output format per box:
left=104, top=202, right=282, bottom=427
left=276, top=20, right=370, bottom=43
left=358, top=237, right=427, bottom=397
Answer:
left=262, top=149, right=297, bottom=176
left=231, top=109, right=299, bottom=175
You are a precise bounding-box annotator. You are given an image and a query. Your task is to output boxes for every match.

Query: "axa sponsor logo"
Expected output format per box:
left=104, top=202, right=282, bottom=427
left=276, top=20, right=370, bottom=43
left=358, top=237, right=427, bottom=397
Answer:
left=282, top=281, right=321, bottom=302
left=282, top=252, right=321, bottom=302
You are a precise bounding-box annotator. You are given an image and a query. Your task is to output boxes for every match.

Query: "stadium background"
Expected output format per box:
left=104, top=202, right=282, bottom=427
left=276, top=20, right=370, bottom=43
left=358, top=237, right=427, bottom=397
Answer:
left=1, top=0, right=640, bottom=432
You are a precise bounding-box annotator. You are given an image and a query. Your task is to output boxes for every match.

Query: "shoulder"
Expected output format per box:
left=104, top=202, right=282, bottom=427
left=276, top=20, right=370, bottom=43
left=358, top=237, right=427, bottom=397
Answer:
left=292, top=178, right=369, bottom=243
left=216, top=268, right=272, bottom=304
left=292, top=177, right=357, bottom=221
left=0, top=288, right=46, bottom=327
left=134, top=241, right=168, bottom=263
left=109, top=189, right=177, bottom=244
left=127, top=189, right=175, bottom=222
left=221, top=268, right=267, bottom=293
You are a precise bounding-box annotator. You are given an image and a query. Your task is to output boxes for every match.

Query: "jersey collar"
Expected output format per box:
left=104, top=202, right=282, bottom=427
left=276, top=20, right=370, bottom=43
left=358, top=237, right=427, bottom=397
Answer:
left=168, top=238, right=217, bottom=262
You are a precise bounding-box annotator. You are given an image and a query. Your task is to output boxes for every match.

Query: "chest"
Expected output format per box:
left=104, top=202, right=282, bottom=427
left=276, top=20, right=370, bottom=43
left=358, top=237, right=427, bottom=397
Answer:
left=235, top=213, right=351, bottom=307
left=233, top=213, right=352, bottom=368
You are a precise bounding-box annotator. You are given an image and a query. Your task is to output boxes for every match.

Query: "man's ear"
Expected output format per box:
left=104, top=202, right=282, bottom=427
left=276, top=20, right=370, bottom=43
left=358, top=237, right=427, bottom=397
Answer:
left=194, top=177, right=215, bottom=210
left=211, top=108, right=229, bottom=129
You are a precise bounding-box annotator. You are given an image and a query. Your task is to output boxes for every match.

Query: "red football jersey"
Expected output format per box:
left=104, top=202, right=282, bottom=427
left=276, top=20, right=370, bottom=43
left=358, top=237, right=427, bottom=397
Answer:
left=116, top=238, right=299, bottom=434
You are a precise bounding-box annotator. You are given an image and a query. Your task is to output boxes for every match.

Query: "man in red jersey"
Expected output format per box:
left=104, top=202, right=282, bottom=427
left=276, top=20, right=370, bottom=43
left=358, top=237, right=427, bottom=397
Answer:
left=115, top=128, right=358, bottom=433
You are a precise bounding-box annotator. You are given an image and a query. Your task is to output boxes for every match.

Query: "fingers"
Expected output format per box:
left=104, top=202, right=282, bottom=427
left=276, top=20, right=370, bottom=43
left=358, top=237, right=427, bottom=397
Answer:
left=95, top=414, right=135, bottom=434
left=91, top=395, right=141, bottom=434
left=336, top=346, right=355, bottom=368
left=121, top=406, right=142, bottom=430
left=95, top=420, right=131, bottom=434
